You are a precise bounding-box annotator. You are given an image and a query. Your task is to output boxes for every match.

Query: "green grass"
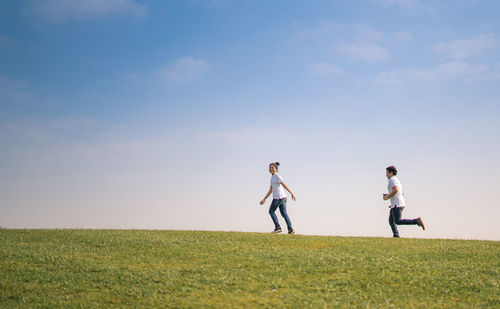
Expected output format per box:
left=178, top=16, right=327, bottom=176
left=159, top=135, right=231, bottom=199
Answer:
left=1, top=230, right=499, bottom=308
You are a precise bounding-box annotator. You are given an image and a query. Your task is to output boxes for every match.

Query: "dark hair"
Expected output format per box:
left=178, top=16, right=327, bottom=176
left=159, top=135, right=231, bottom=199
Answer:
left=269, top=162, right=280, bottom=170
left=386, top=165, right=397, bottom=175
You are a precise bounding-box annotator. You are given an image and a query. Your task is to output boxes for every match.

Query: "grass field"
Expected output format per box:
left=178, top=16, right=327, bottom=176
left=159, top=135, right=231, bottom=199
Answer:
left=0, top=230, right=499, bottom=308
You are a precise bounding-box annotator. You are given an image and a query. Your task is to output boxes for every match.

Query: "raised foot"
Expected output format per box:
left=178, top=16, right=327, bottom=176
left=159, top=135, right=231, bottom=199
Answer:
left=417, top=217, right=425, bottom=231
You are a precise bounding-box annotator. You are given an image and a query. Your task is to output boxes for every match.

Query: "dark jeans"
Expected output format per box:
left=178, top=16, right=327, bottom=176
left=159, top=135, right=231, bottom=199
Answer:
left=389, top=207, right=418, bottom=238
left=269, top=198, right=293, bottom=231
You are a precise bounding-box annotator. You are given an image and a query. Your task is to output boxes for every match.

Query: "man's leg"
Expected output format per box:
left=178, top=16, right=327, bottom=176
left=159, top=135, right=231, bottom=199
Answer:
left=393, top=207, right=418, bottom=225
left=389, top=208, right=399, bottom=238
left=278, top=199, right=293, bottom=232
left=268, top=200, right=281, bottom=230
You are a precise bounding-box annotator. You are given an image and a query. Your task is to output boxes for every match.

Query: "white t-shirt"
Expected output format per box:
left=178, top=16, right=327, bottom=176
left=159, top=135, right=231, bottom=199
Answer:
left=388, top=176, right=405, bottom=208
left=271, top=173, right=287, bottom=199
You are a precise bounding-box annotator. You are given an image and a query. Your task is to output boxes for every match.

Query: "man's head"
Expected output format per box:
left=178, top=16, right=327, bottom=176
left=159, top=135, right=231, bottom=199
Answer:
left=269, top=162, right=280, bottom=174
left=386, top=165, right=397, bottom=178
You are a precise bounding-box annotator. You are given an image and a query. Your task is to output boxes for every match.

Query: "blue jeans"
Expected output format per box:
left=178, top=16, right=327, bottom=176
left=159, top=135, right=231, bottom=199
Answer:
left=389, top=207, right=418, bottom=237
left=269, top=198, right=293, bottom=231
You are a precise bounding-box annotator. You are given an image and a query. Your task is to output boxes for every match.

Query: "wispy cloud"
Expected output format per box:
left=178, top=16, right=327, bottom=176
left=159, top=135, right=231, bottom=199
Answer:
left=376, top=61, right=491, bottom=85
left=337, top=27, right=389, bottom=62
left=374, top=0, right=436, bottom=15
left=293, top=23, right=411, bottom=63
left=307, top=62, right=343, bottom=77
left=433, top=34, right=496, bottom=59
left=376, top=0, right=422, bottom=7
left=391, top=31, right=413, bottom=44
left=28, top=0, right=148, bottom=23
left=0, top=34, right=16, bottom=51
left=338, top=43, right=389, bottom=62
left=357, top=28, right=385, bottom=42
left=158, top=57, right=209, bottom=84
left=293, top=21, right=340, bottom=42
left=192, top=0, right=232, bottom=10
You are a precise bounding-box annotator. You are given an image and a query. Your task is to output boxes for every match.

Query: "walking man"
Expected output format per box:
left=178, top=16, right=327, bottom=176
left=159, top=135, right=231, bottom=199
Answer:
left=383, top=165, right=425, bottom=238
left=260, top=162, right=296, bottom=234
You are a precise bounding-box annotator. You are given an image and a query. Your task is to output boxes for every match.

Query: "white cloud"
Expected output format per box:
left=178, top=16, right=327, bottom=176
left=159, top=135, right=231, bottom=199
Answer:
left=0, top=34, right=16, bottom=51
left=433, top=34, right=496, bottom=59
left=307, top=62, right=343, bottom=77
left=357, top=28, right=385, bottom=42
left=338, top=43, right=389, bottom=62
left=376, top=61, right=491, bottom=85
left=391, top=31, right=413, bottom=44
left=194, top=0, right=232, bottom=10
left=377, top=0, right=420, bottom=6
left=158, top=57, right=209, bottom=84
left=28, top=0, right=148, bottom=23
left=292, top=23, right=392, bottom=63
left=292, top=21, right=340, bottom=42
left=374, top=0, right=436, bottom=15
left=336, top=27, right=390, bottom=62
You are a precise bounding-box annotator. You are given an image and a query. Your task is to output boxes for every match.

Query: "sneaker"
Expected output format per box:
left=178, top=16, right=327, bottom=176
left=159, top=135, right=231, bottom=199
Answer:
left=271, top=228, right=282, bottom=233
left=417, top=217, right=425, bottom=231
left=288, top=230, right=295, bottom=235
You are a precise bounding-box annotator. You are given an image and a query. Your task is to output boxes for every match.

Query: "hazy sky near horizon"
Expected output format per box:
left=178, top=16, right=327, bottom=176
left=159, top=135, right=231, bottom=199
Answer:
left=1, top=0, right=499, bottom=240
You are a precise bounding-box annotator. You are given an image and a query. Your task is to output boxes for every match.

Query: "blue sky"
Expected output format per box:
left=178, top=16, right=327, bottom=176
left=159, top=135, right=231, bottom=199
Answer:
left=1, top=0, right=499, bottom=240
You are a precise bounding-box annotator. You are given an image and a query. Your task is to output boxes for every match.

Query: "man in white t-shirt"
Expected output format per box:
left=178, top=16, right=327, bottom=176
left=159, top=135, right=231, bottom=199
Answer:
left=383, top=165, right=425, bottom=238
left=260, top=162, right=296, bottom=234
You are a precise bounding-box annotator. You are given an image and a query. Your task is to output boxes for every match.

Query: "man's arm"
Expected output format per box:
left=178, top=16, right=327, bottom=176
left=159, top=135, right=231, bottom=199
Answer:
left=383, top=186, right=398, bottom=200
left=260, top=186, right=273, bottom=205
left=281, top=182, right=296, bottom=201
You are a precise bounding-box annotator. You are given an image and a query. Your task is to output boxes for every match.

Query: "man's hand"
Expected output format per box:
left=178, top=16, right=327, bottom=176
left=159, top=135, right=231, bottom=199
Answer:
left=259, top=199, right=266, bottom=205
left=384, top=186, right=397, bottom=201
left=291, top=194, right=296, bottom=201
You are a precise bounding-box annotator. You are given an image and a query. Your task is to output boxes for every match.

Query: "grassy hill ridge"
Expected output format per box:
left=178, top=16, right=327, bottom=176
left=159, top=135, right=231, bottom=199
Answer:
left=1, top=229, right=499, bottom=308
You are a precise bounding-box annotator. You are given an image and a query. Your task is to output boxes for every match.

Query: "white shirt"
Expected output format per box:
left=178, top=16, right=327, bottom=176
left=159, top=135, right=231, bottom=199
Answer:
left=271, top=173, right=286, bottom=199
left=388, top=176, right=405, bottom=208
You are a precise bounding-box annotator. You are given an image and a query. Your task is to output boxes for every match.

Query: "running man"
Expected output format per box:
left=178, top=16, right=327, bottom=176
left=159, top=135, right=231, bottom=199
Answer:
left=383, top=165, right=425, bottom=238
